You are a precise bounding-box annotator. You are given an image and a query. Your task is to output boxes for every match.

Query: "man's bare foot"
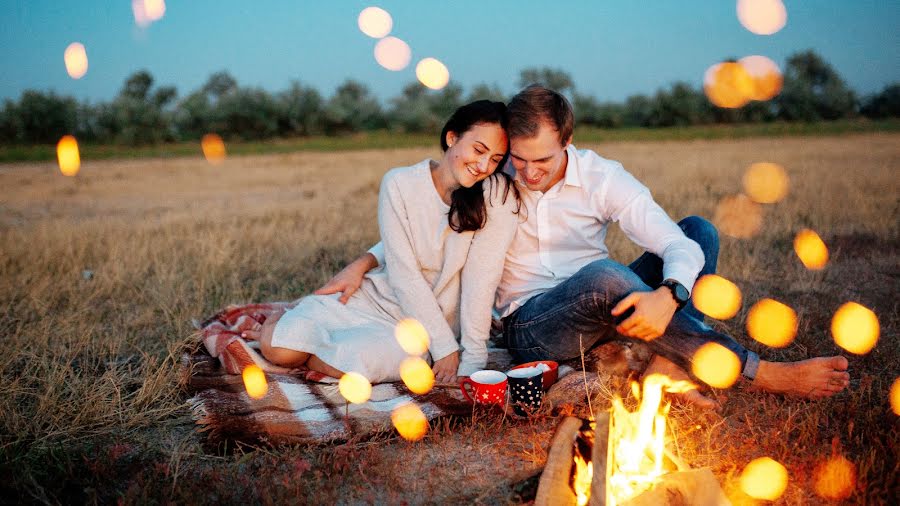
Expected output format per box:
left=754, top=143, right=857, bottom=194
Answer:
left=643, top=355, right=720, bottom=410
left=751, top=356, right=850, bottom=398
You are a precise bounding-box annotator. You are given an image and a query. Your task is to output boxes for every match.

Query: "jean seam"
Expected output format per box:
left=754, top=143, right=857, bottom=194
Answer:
left=508, top=293, right=599, bottom=330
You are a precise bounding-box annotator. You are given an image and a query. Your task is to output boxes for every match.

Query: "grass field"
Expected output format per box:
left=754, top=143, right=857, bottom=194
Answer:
left=1, top=132, right=897, bottom=504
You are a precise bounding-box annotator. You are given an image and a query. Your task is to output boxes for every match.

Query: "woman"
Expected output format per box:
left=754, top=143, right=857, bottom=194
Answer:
left=249, top=101, right=519, bottom=384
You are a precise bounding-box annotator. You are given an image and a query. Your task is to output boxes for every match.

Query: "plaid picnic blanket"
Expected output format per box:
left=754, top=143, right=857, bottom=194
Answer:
left=184, top=303, right=515, bottom=445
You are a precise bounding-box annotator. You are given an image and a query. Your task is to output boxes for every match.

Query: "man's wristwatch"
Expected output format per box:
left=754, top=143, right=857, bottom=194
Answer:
left=660, top=279, right=690, bottom=311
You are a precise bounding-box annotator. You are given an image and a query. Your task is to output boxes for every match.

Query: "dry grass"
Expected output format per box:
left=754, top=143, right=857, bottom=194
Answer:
left=1, top=133, right=897, bottom=504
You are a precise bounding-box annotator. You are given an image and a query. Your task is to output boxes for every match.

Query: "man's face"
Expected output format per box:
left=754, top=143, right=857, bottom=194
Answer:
left=508, top=122, right=571, bottom=193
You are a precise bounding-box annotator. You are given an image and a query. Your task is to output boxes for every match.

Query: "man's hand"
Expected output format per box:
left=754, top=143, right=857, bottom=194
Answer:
left=611, top=287, right=679, bottom=341
left=432, top=351, right=459, bottom=384
left=314, top=253, right=378, bottom=304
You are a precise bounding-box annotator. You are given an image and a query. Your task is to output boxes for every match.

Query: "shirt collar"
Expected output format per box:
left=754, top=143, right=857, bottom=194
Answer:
left=561, top=144, right=582, bottom=188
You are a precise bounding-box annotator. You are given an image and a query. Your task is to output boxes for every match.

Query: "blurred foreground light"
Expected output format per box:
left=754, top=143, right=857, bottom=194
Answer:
left=714, top=194, right=762, bottom=238
left=395, top=318, right=429, bottom=356
left=399, top=357, right=435, bottom=394
left=704, top=62, right=753, bottom=109
left=739, top=457, right=788, bottom=500
left=738, top=55, right=783, bottom=101
left=793, top=229, right=828, bottom=270
left=133, top=0, right=166, bottom=27
left=391, top=402, right=428, bottom=441
left=831, top=302, right=879, bottom=355
left=692, top=342, right=741, bottom=389
left=64, top=43, right=88, bottom=79
left=693, top=274, right=742, bottom=320
left=358, top=6, right=392, bottom=38
left=374, top=36, right=411, bottom=71
left=743, top=162, right=788, bottom=204
left=338, top=372, right=372, bottom=404
left=813, top=456, right=856, bottom=501
left=242, top=365, right=268, bottom=399
left=416, top=58, right=450, bottom=90
left=56, top=135, right=81, bottom=176
left=890, top=377, right=900, bottom=416
left=201, top=133, right=226, bottom=165
left=747, top=298, right=797, bottom=348
left=737, top=0, right=787, bottom=36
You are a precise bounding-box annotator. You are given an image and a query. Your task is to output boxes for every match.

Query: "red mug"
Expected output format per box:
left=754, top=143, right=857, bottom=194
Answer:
left=459, top=370, right=507, bottom=405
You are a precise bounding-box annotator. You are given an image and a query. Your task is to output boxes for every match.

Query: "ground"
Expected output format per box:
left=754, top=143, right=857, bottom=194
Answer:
left=1, top=133, right=897, bottom=504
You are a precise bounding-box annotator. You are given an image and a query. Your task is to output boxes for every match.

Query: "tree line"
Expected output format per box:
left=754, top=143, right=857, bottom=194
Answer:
left=1, top=49, right=897, bottom=146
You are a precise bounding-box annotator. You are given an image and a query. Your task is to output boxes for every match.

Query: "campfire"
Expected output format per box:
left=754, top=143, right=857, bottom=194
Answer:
left=536, top=374, right=729, bottom=506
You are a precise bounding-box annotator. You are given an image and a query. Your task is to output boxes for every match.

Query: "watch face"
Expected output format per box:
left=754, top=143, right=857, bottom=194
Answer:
left=674, top=283, right=690, bottom=303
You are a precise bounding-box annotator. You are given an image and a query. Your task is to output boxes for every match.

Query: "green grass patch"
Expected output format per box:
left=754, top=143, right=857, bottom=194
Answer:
left=2, top=119, right=897, bottom=163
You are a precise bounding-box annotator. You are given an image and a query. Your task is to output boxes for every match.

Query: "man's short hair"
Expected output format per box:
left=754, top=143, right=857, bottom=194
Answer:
left=507, top=84, right=574, bottom=145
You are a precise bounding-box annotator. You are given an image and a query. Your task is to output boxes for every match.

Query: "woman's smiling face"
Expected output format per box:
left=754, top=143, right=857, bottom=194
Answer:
left=444, top=122, right=508, bottom=188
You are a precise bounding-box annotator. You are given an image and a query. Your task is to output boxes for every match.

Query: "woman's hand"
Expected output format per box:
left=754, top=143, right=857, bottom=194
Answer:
left=242, top=309, right=285, bottom=342
left=314, top=253, right=378, bottom=304
left=432, top=351, right=459, bottom=384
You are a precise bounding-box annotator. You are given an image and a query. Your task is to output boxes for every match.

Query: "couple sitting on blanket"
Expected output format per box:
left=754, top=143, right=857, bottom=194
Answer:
left=243, top=85, right=850, bottom=409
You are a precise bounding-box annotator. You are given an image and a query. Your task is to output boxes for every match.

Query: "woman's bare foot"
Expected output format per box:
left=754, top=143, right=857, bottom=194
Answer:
left=750, top=356, right=850, bottom=398
left=643, top=355, right=720, bottom=410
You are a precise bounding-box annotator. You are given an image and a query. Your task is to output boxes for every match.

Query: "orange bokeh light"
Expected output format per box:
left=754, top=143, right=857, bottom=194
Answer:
left=338, top=372, right=372, bottom=404
left=831, top=302, right=879, bottom=355
left=692, top=342, right=741, bottom=388
left=743, top=162, right=789, bottom=204
left=746, top=298, right=797, bottom=348
left=56, top=135, right=81, bottom=177
left=399, top=357, right=435, bottom=394
left=713, top=194, right=762, bottom=239
left=201, top=133, right=226, bottom=165
left=241, top=365, right=268, bottom=399
left=374, top=36, right=411, bottom=71
left=739, top=457, right=789, bottom=500
left=704, top=62, right=754, bottom=109
left=357, top=6, right=392, bottom=38
left=737, top=0, right=787, bottom=36
left=132, top=0, right=166, bottom=27
left=391, top=402, right=428, bottom=441
left=738, top=55, right=783, bottom=101
left=890, top=377, right=900, bottom=416
left=793, top=229, right=828, bottom=270
left=813, top=456, right=856, bottom=501
left=395, top=318, right=430, bottom=356
left=64, top=43, right=88, bottom=80
left=692, top=274, right=742, bottom=320
left=416, top=58, right=450, bottom=90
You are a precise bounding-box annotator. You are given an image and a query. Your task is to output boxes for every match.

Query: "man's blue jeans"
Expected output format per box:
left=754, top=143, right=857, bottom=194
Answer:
left=501, top=216, right=759, bottom=384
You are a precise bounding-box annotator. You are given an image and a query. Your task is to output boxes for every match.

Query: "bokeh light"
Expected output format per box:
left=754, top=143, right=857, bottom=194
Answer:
left=374, top=36, right=411, bottom=71
left=831, top=302, right=879, bottom=355
left=813, top=456, right=856, bottom=501
left=399, top=357, right=435, bottom=394
left=737, top=0, right=787, bottom=36
left=739, top=55, right=783, bottom=101
left=746, top=298, right=797, bottom=348
left=703, top=62, right=754, bottom=109
left=56, top=135, right=81, bottom=177
left=692, top=274, right=742, bottom=320
left=391, top=402, right=428, bottom=441
left=743, top=162, right=789, bottom=204
left=241, top=365, right=268, bottom=399
left=793, top=229, right=828, bottom=270
left=713, top=194, right=762, bottom=238
left=132, top=0, right=166, bottom=27
left=357, top=6, right=392, bottom=38
left=889, top=377, right=900, bottom=416
left=416, top=58, right=450, bottom=90
left=395, top=319, right=429, bottom=356
left=64, top=43, right=88, bottom=80
left=338, top=372, right=372, bottom=404
left=692, top=342, right=741, bottom=388
left=201, top=133, right=226, bottom=165
left=739, top=457, right=788, bottom=501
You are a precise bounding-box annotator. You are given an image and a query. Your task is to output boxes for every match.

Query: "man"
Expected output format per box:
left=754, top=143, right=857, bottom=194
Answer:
left=319, top=85, right=849, bottom=407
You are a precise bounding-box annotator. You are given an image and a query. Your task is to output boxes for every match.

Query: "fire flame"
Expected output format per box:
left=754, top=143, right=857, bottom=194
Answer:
left=607, top=373, right=695, bottom=505
left=573, top=454, right=593, bottom=506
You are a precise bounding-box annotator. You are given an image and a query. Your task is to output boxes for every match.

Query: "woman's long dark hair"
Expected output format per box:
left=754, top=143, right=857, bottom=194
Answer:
left=441, top=100, right=521, bottom=233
